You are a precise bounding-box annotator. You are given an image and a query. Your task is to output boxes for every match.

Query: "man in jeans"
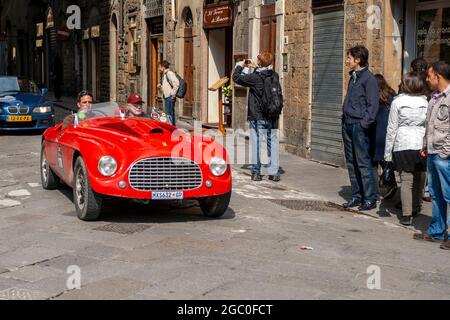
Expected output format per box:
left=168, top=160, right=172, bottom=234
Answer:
left=342, top=45, right=380, bottom=211
left=233, top=52, right=281, bottom=182
left=415, top=61, right=450, bottom=250
left=158, top=60, right=179, bottom=126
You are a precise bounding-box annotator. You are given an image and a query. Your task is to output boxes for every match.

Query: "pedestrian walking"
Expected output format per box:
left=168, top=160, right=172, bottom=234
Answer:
left=158, top=60, right=179, bottom=126
left=342, top=45, right=380, bottom=211
left=370, top=74, right=397, bottom=198
left=233, top=52, right=283, bottom=182
left=414, top=61, right=450, bottom=249
left=384, top=72, right=428, bottom=226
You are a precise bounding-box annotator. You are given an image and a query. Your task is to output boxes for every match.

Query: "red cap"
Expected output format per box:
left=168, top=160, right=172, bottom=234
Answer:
left=127, top=94, right=144, bottom=105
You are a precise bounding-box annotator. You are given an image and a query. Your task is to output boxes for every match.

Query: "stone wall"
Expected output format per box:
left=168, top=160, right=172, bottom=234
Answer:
left=283, top=0, right=311, bottom=158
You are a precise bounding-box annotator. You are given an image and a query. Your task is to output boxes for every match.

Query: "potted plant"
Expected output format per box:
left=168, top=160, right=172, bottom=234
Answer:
left=223, top=85, right=232, bottom=104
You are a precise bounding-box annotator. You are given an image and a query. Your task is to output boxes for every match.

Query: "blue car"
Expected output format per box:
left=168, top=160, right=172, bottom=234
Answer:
left=0, top=76, right=55, bottom=131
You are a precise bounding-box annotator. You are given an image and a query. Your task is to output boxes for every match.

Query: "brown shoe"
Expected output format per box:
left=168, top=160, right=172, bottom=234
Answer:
left=440, top=241, right=450, bottom=250
left=413, top=231, right=440, bottom=242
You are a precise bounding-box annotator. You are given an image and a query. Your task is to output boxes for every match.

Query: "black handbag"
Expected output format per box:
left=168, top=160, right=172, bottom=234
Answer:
left=379, top=162, right=398, bottom=199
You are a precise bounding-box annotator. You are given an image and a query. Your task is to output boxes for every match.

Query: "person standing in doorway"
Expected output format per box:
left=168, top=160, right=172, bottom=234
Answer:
left=414, top=61, right=450, bottom=249
left=342, top=45, right=380, bottom=211
left=158, top=60, right=179, bottom=126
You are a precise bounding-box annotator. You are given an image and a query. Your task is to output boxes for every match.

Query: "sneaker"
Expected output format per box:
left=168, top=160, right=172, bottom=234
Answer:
left=251, top=174, right=262, bottom=182
left=268, top=175, right=281, bottom=182
left=399, top=216, right=413, bottom=226
left=358, top=201, right=377, bottom=211
left=342, top=199, right=361, bottom=209
left=413, top=231, right=440, bottom=242
left=440, top=241, right=450, bottom=250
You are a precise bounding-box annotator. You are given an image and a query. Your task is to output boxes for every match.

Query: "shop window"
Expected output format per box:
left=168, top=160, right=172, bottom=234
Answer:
left=416, top=7, right=450, bottom=64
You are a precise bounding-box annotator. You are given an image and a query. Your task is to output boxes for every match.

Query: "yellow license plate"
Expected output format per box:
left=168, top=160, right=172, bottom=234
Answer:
left=7, top=116, right=32, bottom=122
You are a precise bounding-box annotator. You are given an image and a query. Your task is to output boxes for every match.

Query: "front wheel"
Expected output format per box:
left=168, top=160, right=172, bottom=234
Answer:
left=73, top=157, right=103, bottom=221
left=198, top=192, right=231, bottom=218
left=40, top=144, right=60, bottom=190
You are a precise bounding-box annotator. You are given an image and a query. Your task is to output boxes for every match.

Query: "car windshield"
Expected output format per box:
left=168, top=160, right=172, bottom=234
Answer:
left=76, top=101, right=120, bottom=121
left=18, top=79, right=40, bottom=94
left=0, top=77, right=21, bottom=97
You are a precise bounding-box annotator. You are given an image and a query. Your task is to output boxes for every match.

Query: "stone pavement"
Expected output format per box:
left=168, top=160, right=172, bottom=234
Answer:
left=232, top=151, right=435, bottom=236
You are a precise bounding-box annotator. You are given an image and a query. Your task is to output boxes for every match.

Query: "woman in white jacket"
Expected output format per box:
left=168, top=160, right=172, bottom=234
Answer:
left=384, top=72, right=429, bottom=226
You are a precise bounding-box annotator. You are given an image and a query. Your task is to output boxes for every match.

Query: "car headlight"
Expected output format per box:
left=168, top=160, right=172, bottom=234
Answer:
left=33, top=106, right=52, bottom=113
left=98, top=156, right=118, bottom=177
left=209, top=157, right=227, bottom=177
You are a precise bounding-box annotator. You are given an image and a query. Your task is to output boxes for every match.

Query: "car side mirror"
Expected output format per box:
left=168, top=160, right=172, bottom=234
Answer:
left=41, top=88, right=48, bottom=96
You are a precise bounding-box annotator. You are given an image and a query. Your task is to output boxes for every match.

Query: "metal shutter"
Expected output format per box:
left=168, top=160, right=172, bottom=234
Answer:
left=311, top=8, right=345, bottom=166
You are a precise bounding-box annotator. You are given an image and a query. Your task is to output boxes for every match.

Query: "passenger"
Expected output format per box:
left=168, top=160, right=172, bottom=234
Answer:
left=126, top=94, right=148, bottom=118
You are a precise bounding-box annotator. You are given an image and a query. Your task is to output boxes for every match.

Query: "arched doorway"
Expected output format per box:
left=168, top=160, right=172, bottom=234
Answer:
left=110, top=13, right=118, bottom=101
left=182, top=7, right=194, bottom=117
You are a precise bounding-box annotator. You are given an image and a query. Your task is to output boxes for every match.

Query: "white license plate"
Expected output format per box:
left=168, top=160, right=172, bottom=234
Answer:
left=152, top=191, right=184, bottom=200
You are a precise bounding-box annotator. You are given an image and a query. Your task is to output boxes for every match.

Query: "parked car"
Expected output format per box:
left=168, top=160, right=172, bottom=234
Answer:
left=0, top=76, right=54, bottom=131
left=40, top=102, right=232, bottom=221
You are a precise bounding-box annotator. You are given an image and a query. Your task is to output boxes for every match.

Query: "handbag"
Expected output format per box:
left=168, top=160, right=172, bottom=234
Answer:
left=379, top=162, right=398, bottom=199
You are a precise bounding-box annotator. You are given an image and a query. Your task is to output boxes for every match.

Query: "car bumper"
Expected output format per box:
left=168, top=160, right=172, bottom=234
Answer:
left=0, top=114, right=55, bottom=131
left=89, top=169, right=232, bottom=200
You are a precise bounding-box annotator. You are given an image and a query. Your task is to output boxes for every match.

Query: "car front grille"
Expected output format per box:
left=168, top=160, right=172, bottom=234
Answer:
left=7, top=106, right=29, bottom=114
left=129, top=157, right=203, bottom=191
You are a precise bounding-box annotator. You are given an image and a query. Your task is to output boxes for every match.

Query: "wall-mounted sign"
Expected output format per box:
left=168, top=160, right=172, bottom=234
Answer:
left=57, top=26, right=70, bottom=41
left=203, top=4, right=233, bottom=29
left=82, top=28, right=90, bottom=40
left=36, top=23, right=44, bottom=37
left=91, top=25, right=100, bottom=38
left=46, top=8, right=54, bottom=29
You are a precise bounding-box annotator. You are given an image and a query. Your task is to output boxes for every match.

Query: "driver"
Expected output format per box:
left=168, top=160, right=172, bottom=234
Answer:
left=126, top=94, right=148, bottom=118
left=62, top=90, right=94, bottom=129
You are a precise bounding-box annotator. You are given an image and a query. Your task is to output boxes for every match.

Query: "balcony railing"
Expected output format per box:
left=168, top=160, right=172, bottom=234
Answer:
left=145, top=0, right=164, bottom=19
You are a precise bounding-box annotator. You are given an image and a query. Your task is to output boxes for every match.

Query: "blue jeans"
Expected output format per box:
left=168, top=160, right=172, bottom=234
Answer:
left=342, top=122, right=377, bottom=203
left=249, top=119, right=280, bottom=176
left=427, top=154, right=450, bottom=240
left=164, top=97, right=176, bottom=126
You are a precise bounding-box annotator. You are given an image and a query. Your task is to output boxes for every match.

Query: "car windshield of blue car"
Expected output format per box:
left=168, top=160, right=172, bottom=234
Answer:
left=18, top=79, right=40, bottom=94
left=0, top=77, right=20, bottom=97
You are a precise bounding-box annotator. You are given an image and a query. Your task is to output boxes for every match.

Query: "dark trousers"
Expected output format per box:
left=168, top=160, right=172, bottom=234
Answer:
left=342, top=122, right=377, bottom=203
left=164, top=97, right=176, bottom=126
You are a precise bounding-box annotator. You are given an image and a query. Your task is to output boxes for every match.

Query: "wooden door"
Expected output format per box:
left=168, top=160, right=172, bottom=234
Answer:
left=260, top=4, right=277, bottom=67
left=148, top=36, right=163, bottom=108
left=183, top=28, right=194, bottom=117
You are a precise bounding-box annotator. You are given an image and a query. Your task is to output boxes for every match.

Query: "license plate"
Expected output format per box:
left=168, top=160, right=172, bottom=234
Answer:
left=8, top=116, right=32, bottom=122
left=152, top=191, right=184, bottom=200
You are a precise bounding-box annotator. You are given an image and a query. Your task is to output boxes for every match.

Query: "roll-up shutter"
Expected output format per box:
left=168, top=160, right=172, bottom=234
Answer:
left=311, top=8, right=345, bottom=166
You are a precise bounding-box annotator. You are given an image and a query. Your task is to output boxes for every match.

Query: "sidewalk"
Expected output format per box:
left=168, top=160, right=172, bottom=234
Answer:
left=233, top=150, right=433, bottom=234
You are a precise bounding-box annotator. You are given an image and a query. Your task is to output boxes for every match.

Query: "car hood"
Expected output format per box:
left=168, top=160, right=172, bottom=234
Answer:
left=73, top=117, right=210, bottom=152
left=0, top=93, right=48, bottom=107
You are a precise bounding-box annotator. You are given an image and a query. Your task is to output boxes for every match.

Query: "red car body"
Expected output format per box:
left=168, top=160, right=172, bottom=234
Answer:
left=41, top=114, right=232, bottom=220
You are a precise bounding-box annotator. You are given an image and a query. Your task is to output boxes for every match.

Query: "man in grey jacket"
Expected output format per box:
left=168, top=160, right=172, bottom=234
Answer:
left=414, top=61, right=450, bottom=250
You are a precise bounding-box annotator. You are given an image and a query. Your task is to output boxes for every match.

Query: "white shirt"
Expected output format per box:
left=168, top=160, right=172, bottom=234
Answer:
left=384, top=94, right=428, bottom=162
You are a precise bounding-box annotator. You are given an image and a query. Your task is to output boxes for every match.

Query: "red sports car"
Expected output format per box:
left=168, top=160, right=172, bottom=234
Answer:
left=40, top=102, right=232, bottom=221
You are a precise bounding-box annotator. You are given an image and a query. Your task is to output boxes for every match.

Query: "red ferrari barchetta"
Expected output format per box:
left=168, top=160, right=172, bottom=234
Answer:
left=40, top=103, right=232, bottom=221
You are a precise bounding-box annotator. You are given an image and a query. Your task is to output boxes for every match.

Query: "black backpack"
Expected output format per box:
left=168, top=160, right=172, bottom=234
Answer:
left=166, top=71, right=187, bottom=99
left=259, top=72, right=284, bottom=119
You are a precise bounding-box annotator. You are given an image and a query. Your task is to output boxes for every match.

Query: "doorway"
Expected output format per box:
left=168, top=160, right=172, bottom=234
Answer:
left=146, top=17, right=164, bottom=109
left=183, top=7, right=194, bottom=118
left=260, top=4, right=277, bottom=67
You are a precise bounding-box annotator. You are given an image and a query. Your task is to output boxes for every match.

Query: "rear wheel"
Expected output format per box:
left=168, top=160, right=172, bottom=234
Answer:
left=199, top=192, right=231, bottom=218
left=40, top=145, right=60, bottom=190
left=73, top=157, right=103, bottom=221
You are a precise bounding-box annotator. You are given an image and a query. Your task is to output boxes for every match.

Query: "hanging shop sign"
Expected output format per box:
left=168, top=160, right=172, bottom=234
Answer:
left=203, top=4, right=233, bottom=29
left=91, top=25, right=100, bottom=38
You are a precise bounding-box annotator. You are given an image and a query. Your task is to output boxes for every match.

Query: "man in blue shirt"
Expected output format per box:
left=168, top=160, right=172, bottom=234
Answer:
left=342, top=45, right=380, bottom=211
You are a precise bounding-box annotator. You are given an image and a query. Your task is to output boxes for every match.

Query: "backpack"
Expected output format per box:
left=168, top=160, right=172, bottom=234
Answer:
left=166, top=71, right=187, bottom=99
left=259, top=72, right=284, bottom=119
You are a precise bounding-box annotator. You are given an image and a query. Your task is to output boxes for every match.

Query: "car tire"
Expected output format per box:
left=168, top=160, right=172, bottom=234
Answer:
left=73, top=157, right=102, bottom=221
left=199, top=191, right=231, bottom=218
left=40, top=144, right=60, bottom=190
